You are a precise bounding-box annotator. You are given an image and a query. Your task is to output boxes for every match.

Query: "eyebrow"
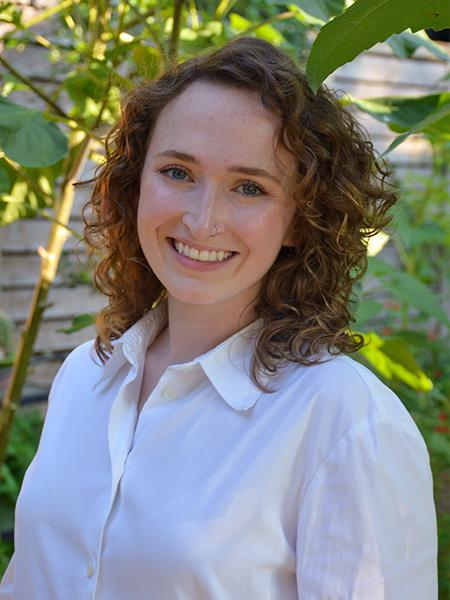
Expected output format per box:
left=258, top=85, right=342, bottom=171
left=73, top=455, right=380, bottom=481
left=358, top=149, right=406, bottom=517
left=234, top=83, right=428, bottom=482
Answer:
left=156, top=149, right=282, bottom=186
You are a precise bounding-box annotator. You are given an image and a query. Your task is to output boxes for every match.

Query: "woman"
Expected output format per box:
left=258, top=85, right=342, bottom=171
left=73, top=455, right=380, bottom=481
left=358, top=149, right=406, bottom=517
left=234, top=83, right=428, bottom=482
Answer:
left=0, top=37, right=437, bottom=599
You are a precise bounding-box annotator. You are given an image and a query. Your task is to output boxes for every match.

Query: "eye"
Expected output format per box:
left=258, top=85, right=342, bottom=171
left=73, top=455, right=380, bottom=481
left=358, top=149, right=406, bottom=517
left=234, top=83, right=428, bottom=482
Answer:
left=159, top=166, right=191, bottom=181
left=236, top=181, right=266, bottom=197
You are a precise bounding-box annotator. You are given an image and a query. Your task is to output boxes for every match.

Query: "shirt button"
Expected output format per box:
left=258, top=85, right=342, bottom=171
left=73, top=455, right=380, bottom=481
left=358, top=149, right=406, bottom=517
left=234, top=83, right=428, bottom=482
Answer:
left=162, top=386, right=177, bottom=401
left=86, top=561, right=94, bottom=578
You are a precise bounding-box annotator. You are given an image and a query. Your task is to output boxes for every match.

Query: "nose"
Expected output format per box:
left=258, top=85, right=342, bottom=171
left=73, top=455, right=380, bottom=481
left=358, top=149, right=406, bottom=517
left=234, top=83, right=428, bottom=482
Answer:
left=181, top=184, right=225, bottom=240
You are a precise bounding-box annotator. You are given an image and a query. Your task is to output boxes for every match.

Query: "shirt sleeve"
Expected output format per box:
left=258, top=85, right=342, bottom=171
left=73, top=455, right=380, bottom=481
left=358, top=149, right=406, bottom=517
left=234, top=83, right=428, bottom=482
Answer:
left=0, top=352, right=71, bottom=596
left=295, top=413, right=438, bottom=600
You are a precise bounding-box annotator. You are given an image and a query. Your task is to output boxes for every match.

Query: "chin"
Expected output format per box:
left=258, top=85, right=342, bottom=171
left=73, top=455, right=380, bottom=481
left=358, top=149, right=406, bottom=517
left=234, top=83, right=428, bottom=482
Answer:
left=167, top=286, right=227, bottom=307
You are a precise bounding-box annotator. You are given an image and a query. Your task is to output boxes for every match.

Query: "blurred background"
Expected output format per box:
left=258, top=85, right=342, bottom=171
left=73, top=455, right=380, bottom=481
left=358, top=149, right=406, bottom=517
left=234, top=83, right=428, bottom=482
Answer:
left=0, top=0, right=449, bottom=594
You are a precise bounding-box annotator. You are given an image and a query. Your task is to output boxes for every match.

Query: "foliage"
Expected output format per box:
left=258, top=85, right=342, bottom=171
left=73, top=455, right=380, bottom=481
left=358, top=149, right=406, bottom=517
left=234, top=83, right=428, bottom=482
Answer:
left=346, top=92, right=450, bottom=153
left=306, top=0, right=450, bottom=91
left=0, top=95, right=68, bottom=167
left=354, top=158, right=450, bottom=597
left=0, top=408, right=44, bottom=572
left=0, top=0, right=449, bottom=592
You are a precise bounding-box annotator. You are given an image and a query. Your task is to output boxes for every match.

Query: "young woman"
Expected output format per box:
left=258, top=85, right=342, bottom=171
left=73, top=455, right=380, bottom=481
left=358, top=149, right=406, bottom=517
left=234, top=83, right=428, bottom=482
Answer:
left=1, top=37, right=437, bottom=599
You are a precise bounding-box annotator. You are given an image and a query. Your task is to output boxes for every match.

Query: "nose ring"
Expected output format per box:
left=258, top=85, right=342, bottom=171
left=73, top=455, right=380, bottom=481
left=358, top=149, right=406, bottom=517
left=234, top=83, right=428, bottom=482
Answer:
left=210, top=224, right=225, bottom=238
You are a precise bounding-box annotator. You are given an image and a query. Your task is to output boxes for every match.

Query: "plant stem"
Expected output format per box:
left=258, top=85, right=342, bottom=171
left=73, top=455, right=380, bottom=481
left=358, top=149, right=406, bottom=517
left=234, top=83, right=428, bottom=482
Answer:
left=0, top=2, right=125, bottom=470
left=168, top=0, right=184, bottom=64
left=0, top=135, right=91, bottom=467
left=238, top=10, right=295, bottom=36
left=22, top=0, right=78, bottom=30
left=124, top=6, right=155, bottom=30
left=0, top=56, right=71, bottom=122
left=2, top=156, right=55, bottom=204
left=37, top=209, right=84, bottom=240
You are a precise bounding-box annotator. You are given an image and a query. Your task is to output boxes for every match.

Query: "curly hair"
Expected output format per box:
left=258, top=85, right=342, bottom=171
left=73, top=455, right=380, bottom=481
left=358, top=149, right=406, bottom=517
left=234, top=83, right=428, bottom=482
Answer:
left=82, top=36, right=396, bottom=390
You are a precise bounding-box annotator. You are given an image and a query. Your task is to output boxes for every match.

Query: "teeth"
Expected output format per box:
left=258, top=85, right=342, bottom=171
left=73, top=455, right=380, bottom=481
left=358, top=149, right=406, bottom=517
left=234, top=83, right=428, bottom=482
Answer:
left=173, top=240, right=233, bottom=262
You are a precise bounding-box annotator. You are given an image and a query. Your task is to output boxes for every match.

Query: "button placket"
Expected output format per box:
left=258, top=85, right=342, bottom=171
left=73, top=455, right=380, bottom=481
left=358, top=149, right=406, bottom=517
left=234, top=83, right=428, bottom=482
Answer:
left=162, top=386, right=177, bottom=401
left=86, top=560, right=94, bottom=578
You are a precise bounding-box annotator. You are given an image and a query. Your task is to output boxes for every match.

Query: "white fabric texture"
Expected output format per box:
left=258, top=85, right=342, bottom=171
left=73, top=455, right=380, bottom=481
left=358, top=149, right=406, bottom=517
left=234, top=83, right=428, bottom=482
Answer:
left=0, top=304, right=438, bottom=599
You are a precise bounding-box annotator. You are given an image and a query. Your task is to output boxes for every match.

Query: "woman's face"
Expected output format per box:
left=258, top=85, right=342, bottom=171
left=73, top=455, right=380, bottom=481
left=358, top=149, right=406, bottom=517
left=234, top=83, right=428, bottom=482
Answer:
left=137, top=80, right=297, bottom=311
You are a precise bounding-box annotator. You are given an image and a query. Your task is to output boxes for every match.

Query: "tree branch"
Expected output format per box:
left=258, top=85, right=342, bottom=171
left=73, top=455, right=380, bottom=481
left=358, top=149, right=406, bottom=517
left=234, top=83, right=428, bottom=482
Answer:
left=0, top=55, right=71, bottom=121
left=168, top=0, right=184, bottom=64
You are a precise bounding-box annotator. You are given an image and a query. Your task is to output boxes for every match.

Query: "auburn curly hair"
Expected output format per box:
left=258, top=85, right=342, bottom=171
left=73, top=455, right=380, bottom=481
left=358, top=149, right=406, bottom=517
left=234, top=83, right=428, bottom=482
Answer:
left=82, top=36, right=396, bottom=390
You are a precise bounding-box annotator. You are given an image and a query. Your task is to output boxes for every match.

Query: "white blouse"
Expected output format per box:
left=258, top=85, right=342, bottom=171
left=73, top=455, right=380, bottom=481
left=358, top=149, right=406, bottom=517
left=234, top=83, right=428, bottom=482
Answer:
left=0, top=304, right=438, bottom=599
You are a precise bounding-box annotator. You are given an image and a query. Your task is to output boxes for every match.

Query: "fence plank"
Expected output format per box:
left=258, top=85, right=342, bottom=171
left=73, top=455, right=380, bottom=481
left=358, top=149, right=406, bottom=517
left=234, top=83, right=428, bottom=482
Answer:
left=3, top=286, right=106, bottom=323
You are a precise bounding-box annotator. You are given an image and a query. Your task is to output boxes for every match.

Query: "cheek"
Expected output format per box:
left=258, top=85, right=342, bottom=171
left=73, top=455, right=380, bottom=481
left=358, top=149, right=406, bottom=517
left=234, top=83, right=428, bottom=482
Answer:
left=240, top=204, right=292, bottom=253
left=137, top=179, right=177, bottom=234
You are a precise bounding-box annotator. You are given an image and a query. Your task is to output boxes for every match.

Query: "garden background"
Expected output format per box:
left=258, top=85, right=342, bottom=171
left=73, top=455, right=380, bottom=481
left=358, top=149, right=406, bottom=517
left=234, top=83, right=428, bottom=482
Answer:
left=0, top=0, right=449, bottom=595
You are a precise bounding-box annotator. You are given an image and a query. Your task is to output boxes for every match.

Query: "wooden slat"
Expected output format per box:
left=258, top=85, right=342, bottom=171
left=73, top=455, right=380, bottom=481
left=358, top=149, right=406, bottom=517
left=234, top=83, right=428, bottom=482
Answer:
left=328, top=76, right=445, bottom=98
left=25, top=359, right=66, bottom=387
left=368, top=41, right=449, bottom=62
left=0, top=252, right=90, bottom=287
left=27, top=318, right=97, bottom=354
left=1, top=219, right=84, bottom=252
left=330, top=52, right=447, bottom=87
left=2, top=285, right=106, bottom=322
left=72, top=183, right=95, bottom=215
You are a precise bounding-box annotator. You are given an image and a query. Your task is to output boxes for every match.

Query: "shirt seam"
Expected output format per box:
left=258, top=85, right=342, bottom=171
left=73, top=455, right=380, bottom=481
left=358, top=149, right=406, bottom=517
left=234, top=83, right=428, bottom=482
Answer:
left=296, top=354, right=406, bottom=515
left=297, top=409, right=424, bottom=521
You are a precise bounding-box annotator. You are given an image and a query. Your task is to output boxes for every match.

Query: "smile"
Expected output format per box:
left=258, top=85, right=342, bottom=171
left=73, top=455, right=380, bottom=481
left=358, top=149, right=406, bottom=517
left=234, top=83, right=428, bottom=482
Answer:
left=171, top=238, right=235, bottom=263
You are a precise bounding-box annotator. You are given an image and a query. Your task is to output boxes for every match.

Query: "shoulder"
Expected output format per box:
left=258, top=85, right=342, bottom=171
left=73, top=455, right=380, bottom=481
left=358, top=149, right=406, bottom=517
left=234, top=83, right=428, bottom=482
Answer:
left=49, top=338, right=107, bottom=395
left=60, top=337, right=102, bottom=372
left=279, top=354, right=421, bottom=441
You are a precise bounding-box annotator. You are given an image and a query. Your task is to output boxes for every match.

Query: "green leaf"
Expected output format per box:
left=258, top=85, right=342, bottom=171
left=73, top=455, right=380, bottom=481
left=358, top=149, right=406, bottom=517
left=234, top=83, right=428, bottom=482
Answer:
left=253, top=23, right=286, bottom=45
left=367, top=256, right=450, bottom=326
left=383, top=273, right=450, bottom=327
left=348, top=92, right=449, bottom=133
left=387, top=29, right=449, bottom=61
left=355, top=299, right=383, bottom=326
left=0, top=96, right=68, bottom=168
left=348, top=92, right=450, bottom=152
left=367, top=256, right=398, bottom=276
left=384, top=102, right=450, bottom=154
left=0, top=164, right=11, bottom=193
left=358, top=332, right=433, bottom=391
left=229, top=13, right=250, bottom=32
left=292, top=0, right=345, bottom=22
left=132, top=45, right=161, bottom=80
left=215, top=0, right=239, bottom=20
left=64, top=63, right=111, bottom=112
left=57, top=313, right=95, bottom=334
left=427, top=431, right=450, bottom=462
left=306, top=0, right=450, bottom=92
left=289, top=4, right=325, bottom=26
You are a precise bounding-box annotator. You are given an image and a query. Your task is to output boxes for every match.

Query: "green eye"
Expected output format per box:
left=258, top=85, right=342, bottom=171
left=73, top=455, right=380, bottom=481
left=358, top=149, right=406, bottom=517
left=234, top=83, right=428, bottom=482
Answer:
left=238, top=181, right=265, bottom=196
left=161, top=167, right=189, bottom=180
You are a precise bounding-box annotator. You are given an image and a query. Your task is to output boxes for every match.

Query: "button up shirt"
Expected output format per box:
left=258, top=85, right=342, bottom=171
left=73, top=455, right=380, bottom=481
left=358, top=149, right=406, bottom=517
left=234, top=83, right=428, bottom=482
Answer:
left=0, top=303, right=438, bottom=599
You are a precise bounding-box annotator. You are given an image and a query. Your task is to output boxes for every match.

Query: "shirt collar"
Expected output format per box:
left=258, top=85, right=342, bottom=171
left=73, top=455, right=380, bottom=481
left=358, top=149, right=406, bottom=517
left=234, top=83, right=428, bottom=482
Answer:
left=92, top=301, right=168, bottom=390
left=198, top=319, right=267, bottom=411
left=92, top=302, right=266, bottom=411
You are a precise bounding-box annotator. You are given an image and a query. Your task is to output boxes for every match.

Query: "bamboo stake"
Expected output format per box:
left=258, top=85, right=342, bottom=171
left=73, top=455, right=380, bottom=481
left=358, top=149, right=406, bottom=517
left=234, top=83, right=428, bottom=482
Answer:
left=0, top=135, right=91, bottom=467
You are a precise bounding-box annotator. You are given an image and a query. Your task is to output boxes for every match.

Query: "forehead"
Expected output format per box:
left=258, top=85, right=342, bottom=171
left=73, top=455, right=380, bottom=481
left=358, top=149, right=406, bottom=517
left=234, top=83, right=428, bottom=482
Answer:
left=147, top=81, right=294, bottom=176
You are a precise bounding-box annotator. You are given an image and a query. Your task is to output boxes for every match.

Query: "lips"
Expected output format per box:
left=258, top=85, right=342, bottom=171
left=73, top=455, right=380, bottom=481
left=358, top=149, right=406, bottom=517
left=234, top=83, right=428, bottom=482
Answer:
left=171, top=238, right=234, bottom=263
left=166, top=237, right=238, bottom=272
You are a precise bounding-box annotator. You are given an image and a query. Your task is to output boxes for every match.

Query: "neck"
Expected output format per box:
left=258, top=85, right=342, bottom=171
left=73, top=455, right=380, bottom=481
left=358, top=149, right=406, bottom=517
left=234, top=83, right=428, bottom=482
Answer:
left=154, top=294, right=257, bottom=366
